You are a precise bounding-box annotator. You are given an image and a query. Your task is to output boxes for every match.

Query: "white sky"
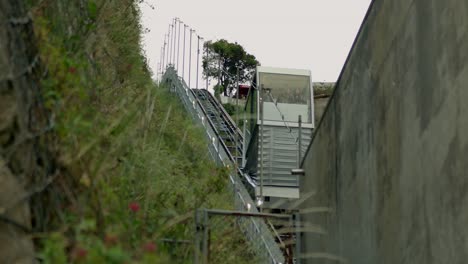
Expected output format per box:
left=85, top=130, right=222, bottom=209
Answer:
left=139, top=0, right=372, bottom=84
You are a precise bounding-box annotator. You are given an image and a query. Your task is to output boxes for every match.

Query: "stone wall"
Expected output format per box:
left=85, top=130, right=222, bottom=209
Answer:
left=300, top=0, right=468, bottom=263
left=0, top=0, right=54, bottom=261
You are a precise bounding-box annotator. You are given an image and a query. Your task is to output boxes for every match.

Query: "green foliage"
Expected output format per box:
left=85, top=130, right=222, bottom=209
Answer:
left=39, top=233, right=68, bottom=263
left=313, top=82, right=335, bottom=96
left=29, top=0, right=254, bottom=262
left=222, top=103, right=241, bottom=116
left=202, top=39, right=260, bottom=96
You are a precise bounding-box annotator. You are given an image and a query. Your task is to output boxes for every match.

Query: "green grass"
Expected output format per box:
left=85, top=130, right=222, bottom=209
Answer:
left=28, top=0, right=255, bottom=262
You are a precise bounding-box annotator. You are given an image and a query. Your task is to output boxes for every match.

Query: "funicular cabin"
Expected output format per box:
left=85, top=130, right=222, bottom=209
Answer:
left=243, top=66, right=314, bottom=209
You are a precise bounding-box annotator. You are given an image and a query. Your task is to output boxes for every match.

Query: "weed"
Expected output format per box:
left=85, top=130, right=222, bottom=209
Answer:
left=29, top=0, right=254, bottom=262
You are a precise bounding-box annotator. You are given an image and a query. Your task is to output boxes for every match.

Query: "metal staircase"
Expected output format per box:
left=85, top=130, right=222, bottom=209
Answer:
left=192, top=89, right=243, bottom=164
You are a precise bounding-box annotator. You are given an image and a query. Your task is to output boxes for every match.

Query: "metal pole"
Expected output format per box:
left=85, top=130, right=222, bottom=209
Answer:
left=242, top=119, right=247, bottom=167
left=202, top=210, right=209, bottom=263
left=173, top=18, right=177, bottom=67
left=177, top=20, right=181, bottom=73
left=163, top=38, right=167, bottom=69
left=194, top=210, right=201, bottom=264
left=196, top=35, right=201, bottom=89
left=218, top=57, right=221, bottom=95
left=205, top=41, right=208, bottom=90
left=157, top=62, right=160, bottom=81
left=183, top=24, right=187, bottom=80
left=162, top=43, right=165, bottom=69
left=218, top=58, right=221, bottom=85
left=189, top=29, right=194, bottom=88
left=161, top=45, right=164, bottom=71
left=163, top=44, right=166, bottom=70
left=295, top=212, right=301, bottom=264
left=160, top=47, right=163, bottom=74
left=235, top=67, right=240, bottom=165
left=288, top=214, right=294, bottom=264
left=204, top=208, right=291, bottom=219
left=167, top=24, right=172, bottom=66
left=259, top=84, right=264, bottom=211
left=298, top=115, right=302, bottom=168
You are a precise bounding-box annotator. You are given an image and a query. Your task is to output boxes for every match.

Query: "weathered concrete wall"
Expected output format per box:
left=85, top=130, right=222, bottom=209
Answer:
left=313, top=97, right=330, bottom=124
left=300, top=0, right=468, bottom=263
left=1, top=0, right=54, bottom=261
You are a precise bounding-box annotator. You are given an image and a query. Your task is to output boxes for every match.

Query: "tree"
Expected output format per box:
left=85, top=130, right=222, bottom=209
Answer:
left=202, top=39, right=260, bottom=96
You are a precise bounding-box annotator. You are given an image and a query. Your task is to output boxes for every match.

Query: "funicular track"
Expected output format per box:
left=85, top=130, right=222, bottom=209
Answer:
left=162, top=68, right=286, bottom=264
left=192, top=89, right=243, bottom=164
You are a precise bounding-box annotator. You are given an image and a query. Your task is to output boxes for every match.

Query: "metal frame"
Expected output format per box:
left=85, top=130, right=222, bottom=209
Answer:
left=194, top=209, right=293, bottom=264
left=255, top=66, right=314, bottom=127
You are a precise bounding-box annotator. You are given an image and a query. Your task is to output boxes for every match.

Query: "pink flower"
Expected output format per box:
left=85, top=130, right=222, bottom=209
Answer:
left=128, top=202, right=140, bottom=213
left=72, top=246, right=88, bottom=260
left=143, top=242, right=157, bottom=253
left=76, top=248, right=87, bottom=257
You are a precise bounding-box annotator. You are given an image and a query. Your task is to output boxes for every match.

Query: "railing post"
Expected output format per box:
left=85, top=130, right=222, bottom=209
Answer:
left=298, top=115, right=302, bottom=167
left=242, top=120, right=247, bottom=168
left=295, top=212, right=301, bottom=264
left=259, top=84, right=264, bottom=211
left=235, top=67, right=240, bottom=166
left=202, top=209, right=209, bottom=263
left=194, top=209, right=201, bottom=264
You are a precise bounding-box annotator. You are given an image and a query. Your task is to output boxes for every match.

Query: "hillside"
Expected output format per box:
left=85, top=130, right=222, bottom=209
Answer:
left=1, top=0, right=252, bottom=262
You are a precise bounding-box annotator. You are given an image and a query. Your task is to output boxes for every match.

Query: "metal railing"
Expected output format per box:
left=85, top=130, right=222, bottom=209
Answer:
left=162, top=67, right=285, bottom=264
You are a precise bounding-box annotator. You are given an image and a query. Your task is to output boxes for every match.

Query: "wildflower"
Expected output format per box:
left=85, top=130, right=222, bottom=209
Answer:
left=71, top=246, right=88, bottom=260
left=143, top=242, right=157, bottom=253
left=128, top=202, right=140, bottom=213
left=68, top=67, right=77, bottom=74
left=76, top=248, right=87, bottom=257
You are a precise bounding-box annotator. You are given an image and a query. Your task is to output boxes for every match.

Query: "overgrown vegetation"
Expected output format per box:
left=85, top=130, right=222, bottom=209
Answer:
left=313, top=82, right=335, bottom=97
left=27, top=0, right=254, bottom=262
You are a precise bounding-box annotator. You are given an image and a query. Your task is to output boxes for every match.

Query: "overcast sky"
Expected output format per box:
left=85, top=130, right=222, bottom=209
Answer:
left=139, top=0, right=372, bottom=84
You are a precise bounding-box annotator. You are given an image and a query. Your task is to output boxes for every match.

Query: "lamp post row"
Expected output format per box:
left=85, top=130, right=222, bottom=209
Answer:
left=159, top=17, right=206, bottom=90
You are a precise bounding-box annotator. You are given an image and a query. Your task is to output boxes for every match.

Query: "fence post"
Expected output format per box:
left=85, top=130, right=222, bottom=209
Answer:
left=295, top=212, right=301, bottom=264
left=194, top=210, right=202, bottom=264
left=298, top=115, right=302, bottom=168
left=202, top=209, right=209, bottom=263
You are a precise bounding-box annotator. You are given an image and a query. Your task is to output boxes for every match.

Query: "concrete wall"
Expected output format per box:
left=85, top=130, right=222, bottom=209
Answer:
left=313, top=97, right=330, bottom=125
left=300, top=0, right=468, bottom=263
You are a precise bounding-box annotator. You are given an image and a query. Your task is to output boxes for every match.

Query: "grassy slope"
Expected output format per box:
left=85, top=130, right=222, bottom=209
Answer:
left=29, top=0, right=254, bottom=262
